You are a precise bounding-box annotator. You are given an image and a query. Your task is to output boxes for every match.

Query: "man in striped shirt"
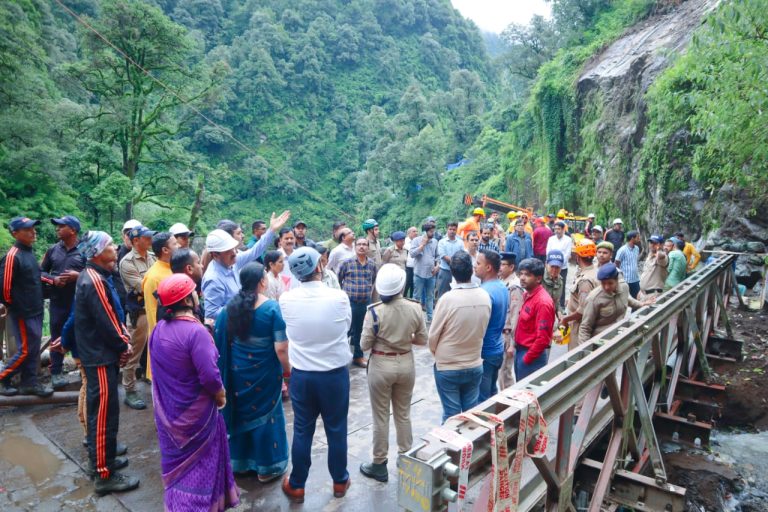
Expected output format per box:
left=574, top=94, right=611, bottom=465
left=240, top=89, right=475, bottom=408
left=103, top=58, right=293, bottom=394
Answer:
left=615, top=231, right=641, bottom=299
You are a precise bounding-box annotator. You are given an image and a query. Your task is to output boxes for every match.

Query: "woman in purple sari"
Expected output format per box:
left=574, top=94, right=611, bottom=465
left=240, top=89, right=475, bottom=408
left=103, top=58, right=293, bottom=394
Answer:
left=150, top=274, right=239, bottom=511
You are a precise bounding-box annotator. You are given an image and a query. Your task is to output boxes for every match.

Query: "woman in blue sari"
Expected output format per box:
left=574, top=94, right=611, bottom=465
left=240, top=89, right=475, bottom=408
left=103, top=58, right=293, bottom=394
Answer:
left=214, top=262, right=291, bottom=482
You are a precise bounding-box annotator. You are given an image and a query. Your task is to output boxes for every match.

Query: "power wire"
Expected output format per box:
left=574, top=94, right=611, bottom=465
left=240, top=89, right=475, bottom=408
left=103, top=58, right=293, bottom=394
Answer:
left=51, top=0, right=356, bottom=222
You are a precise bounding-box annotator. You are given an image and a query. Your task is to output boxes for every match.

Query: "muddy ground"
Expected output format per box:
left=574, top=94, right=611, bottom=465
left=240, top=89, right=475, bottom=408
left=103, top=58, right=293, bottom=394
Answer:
left=664, top=306, right=768, bottom=512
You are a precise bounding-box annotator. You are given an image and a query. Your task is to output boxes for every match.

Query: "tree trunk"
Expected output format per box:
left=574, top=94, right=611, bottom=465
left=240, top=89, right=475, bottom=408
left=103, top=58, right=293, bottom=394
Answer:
left=188, top=177, right=205, bottom=231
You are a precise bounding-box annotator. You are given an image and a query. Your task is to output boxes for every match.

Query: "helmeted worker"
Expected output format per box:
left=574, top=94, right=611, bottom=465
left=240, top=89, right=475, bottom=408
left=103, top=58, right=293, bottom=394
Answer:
left=359, top=264, right=427, bottom=483
left=457, top=208, right=485, bottom=242
left=556, top=209, right=569, bottom=232
left=362, top=219, right=382, bottom=270
left=560, top=239, right=599, bottom=349
left=584, top=213, right=596, bottom=237
left=506, top=211, right=518, bottom=234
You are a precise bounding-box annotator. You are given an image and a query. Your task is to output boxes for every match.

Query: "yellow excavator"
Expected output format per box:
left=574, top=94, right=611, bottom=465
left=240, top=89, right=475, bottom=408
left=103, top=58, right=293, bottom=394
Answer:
left=462, top=194, right=590, bottom=240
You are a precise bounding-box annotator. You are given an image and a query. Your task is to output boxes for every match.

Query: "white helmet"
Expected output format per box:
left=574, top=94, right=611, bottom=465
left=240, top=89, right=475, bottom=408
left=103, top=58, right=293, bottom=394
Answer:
left=375, top=264, right=406, bottom=297
left=169, top=222, right=194, bottom=236
left=122, top=219, right=141, bottom=232
left=612, top=218, right=623, bottom=225
left=206, top=229, right=239, bottom=252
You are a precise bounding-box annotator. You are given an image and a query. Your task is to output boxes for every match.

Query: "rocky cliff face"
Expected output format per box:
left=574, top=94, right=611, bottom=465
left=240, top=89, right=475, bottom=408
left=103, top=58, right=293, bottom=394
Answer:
left=574, top=0, right=766, bottom=288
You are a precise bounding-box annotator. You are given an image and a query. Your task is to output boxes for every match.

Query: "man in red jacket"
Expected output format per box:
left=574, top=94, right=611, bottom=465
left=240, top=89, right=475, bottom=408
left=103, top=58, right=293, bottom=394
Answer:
left=512, top=258, right=556, bottom=381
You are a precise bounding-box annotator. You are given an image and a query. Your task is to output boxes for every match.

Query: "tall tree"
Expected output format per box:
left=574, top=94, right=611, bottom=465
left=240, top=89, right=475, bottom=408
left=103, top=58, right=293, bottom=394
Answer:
left=67, top=0, right=220, bottom=218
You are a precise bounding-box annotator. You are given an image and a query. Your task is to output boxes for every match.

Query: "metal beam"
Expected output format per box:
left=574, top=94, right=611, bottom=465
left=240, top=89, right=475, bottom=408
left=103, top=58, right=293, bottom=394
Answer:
left=0, top=391, right=79, bottom=407
left=397, top=254, right=737, bottom=511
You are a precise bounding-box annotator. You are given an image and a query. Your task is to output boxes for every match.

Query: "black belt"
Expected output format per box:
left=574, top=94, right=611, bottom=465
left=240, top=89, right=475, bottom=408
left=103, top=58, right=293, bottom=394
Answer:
left=644, top=288, right=663, bottom=294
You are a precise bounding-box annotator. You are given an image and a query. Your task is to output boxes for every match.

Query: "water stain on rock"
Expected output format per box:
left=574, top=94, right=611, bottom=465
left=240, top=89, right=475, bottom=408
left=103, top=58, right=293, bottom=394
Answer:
left=0, top=434, right=61, bottom=485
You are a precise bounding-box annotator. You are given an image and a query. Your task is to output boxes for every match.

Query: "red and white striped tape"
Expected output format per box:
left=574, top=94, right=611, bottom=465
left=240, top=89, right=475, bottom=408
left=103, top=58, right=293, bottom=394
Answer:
left=432, top=426, right=474, bottom=511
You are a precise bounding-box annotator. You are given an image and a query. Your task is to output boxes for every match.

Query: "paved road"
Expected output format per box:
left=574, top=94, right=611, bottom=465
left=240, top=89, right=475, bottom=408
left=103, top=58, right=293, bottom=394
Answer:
left=0, top=335, right=569, bottom=511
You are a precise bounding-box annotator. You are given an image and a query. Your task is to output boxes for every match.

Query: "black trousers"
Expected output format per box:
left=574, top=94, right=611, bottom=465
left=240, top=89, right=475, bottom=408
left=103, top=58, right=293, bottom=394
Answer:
left=404, top=266, right=414, bottom=298
left=49, top=301, right=71, bottom=375
left=85, top=363, right=120, bottom=479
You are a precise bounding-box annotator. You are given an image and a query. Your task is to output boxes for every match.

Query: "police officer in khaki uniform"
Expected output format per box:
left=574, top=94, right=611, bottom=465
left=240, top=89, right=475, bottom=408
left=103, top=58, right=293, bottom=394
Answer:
left=381, top=231, right=408, bottom=270
left=359, top=264, right=427, bottom=482
left=639, top=235, right=668, bottom=299
left=579, top=263, right=652, bottom=344
left=499, top=252, right=524, bottom=389
left=561, top=239, right=599, bottom=350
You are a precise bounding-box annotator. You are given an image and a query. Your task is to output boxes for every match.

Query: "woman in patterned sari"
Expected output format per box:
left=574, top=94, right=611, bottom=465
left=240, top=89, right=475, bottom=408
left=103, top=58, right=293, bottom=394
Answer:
left=214, top=262, right=291, bottom=482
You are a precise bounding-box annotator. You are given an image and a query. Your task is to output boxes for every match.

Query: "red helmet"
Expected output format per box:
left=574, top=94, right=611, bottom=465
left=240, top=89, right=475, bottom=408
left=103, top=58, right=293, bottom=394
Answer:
left=157, top=274, right=196, bottom=307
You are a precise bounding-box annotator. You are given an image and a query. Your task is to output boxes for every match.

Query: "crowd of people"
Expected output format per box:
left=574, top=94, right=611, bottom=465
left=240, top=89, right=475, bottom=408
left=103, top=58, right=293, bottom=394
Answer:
left=0, top=207, right=703, bottom=510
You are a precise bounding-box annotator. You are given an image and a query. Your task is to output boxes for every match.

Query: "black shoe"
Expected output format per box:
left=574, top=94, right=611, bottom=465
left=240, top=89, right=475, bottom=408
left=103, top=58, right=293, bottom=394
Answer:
left=18, top=383, right=54, bottom=397
left=360, top=461, right=389, bottom=482
left=94, top=471, right=139, bottom=495
left=89, top=456, right=129, bottom=478
left=0, top=382, right=18, bottom=396
left=124, top=391, right=147, bottom=410
left=51, top=373, right=69, bottom=390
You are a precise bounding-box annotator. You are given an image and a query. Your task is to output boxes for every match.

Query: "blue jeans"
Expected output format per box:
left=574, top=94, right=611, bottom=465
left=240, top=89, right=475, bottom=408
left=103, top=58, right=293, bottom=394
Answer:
left=478, top=352, right=504, bottom=402
left=289, top=366, right=350, bottom=488
left=435, top=268, right=452, bottom=301
left=413, top=275, right=435, bottom=321
left=433, top=365, right=483, bottom=423
left=628, top=281, right=640, bottom=299
left=514, top=347, right=550, bottom=381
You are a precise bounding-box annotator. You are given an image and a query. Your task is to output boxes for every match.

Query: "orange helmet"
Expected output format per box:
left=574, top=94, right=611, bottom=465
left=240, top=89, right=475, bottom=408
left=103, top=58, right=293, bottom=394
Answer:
left=573, top=238, right=597, bottom=258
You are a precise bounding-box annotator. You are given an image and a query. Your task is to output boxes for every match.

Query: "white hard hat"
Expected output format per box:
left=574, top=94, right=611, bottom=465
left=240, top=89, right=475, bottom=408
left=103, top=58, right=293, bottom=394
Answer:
left=169, top=222, right=194, bottom=236
left=588, top=213, right=596, bottom=218
left=206, top=229, right=239, bottom=252
left=613, top=218, right=623, bottom=225
left=592, top=225, right=604, bottom=233
left=122, top=219, right=141, bottom=232
left=375, top=264, right=407, bottom=297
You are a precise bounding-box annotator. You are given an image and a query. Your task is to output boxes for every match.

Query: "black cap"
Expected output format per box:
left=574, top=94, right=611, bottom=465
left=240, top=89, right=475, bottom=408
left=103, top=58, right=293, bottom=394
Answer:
left=293, top=220, right=307, bottom=228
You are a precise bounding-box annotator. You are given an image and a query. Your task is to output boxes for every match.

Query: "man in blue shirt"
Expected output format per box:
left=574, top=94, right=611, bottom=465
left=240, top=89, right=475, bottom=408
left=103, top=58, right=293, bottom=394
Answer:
left=409, top=223, right=439, bottom=322
left=505, top=219, right=533, bottom=266
left=436, top=222, right=462, bottom=301
left=202, top=211, right=290, bottom=322
left=474, top=250, right=510, bottom=402
left=615, top=230, right=641, bottom=298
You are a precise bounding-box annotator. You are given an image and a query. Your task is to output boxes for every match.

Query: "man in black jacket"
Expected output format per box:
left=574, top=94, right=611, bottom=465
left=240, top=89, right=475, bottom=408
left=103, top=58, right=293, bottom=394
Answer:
left=74, top=231, right=139, bottom=495
left=41, top=215, right=86, bottom=389
left=0, top=217, right=53, bottom=397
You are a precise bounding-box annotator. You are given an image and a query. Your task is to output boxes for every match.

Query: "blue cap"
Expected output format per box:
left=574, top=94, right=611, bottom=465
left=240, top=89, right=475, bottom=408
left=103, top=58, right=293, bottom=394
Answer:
left=288, top=247, right=321, bottom=279
left=597, top=263, right=619, bottom=280
left=500, top=251, right=517, bottom=264
left=647, top=235, right=664, bottom=244
left=546, top=250, right=565, bottom=267
left=128, top=226, right=156, bottom=239
left=8, top=216, right=41, bottom=232
left=51, top=215, right=81, bottom=233
left=391, top=231, right=406, bottom=241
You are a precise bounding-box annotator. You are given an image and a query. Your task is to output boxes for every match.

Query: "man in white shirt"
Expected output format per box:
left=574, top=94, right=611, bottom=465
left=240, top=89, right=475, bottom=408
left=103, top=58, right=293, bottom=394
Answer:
left=403, top=226, right=418, bottom=298
left=279, top=247, right=353, bottom=502
left=546, top=221, right=573, bottom=309
left=327, top=227, right=355, bottom=275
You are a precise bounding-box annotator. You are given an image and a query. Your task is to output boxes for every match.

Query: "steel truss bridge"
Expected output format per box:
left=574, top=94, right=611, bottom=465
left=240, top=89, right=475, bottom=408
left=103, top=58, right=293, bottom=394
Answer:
left=398, top=253, right=741, bottom=512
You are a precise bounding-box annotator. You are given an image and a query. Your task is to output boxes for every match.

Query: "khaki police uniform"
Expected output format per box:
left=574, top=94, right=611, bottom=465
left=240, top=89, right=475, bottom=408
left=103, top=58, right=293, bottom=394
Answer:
left=566, top=265, right=599, bottom=350
left=639, top=251, right=668, bottom=300
left=361, top=297, right=428, bottom=465
left=579, top=282, right=644, bottom=344
left=543, top=273, right=564, bottom=310
left=500, top=275, right=525, bottom=389
left=382, top=246, right=408, bottom=270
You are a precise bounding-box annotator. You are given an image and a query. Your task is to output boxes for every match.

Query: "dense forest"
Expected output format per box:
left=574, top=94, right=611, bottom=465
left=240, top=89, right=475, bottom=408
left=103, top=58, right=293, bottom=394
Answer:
left=1, top=0, right=766, bottom=250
